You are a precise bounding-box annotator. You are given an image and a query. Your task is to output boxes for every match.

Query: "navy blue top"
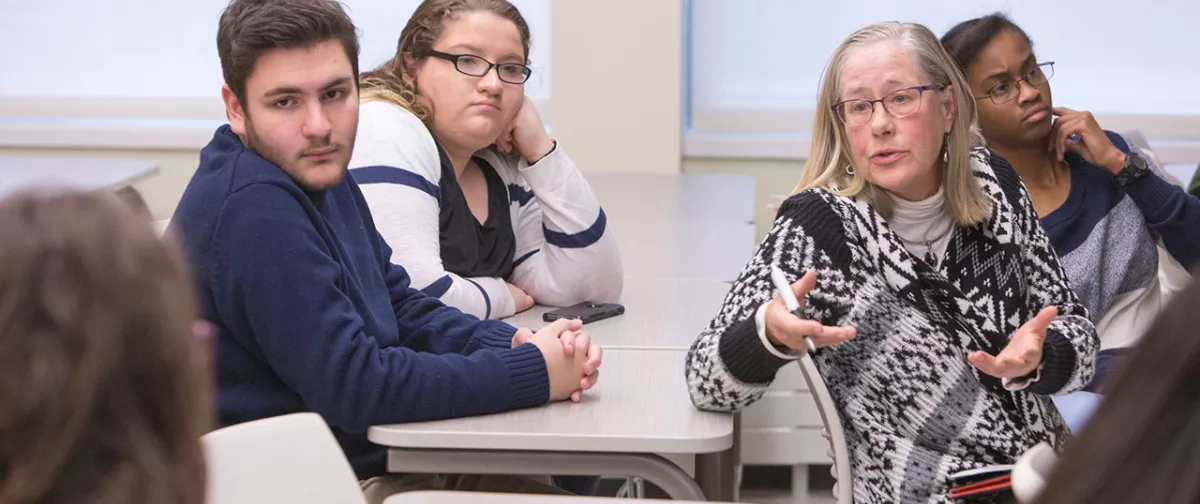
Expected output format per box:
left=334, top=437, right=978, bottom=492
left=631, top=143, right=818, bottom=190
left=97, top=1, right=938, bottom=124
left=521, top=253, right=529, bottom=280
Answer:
left=172, top=126, right=550, bottom=478
left=1041, top=131, right=1200, bottom=267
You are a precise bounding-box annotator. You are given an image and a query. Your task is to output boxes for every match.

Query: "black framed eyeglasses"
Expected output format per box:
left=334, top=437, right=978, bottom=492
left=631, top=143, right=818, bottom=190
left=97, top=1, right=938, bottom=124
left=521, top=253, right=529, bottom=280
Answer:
left=974, top=61, right=1055, bottom=105
left=832, top=84, right=944, bottom=126
left=425, top=50, right=532, bottom=84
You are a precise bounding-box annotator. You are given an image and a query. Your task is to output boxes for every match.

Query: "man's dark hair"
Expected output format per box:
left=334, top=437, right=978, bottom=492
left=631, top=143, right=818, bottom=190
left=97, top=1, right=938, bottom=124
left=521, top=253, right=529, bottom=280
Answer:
left=217, top=0, right=360, bottom=104
left=940, top=12, right=1034, bottom=74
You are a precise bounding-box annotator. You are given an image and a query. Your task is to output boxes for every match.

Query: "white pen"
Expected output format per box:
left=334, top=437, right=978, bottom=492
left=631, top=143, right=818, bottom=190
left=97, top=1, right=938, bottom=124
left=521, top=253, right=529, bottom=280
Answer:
left=769, top=265, right=817, bottom=354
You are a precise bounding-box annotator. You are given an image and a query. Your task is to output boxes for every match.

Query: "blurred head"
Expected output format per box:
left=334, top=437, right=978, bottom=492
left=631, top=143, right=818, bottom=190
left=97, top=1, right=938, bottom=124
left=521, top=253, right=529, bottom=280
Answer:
left=360, top=0, right=532, bottom=154
left=217, top=0, right=361, bottom=191
left=942, top=14, right=1054, bottom=151
left=1033, top=275, right=1200, bottom=504
left=0, top=190, right=211, bottom=504
left=798, top=21, right=990, bottom=223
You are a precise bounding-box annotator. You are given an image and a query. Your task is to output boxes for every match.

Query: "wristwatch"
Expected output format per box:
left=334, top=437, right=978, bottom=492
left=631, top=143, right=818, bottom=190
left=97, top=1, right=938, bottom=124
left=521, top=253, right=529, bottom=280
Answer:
left=1112, top=150, right=1151, bottom=187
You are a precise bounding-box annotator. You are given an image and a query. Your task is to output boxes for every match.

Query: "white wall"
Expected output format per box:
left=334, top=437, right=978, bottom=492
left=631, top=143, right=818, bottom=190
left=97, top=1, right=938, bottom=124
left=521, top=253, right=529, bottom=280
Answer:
left=0, top=1, right=683, bottom=219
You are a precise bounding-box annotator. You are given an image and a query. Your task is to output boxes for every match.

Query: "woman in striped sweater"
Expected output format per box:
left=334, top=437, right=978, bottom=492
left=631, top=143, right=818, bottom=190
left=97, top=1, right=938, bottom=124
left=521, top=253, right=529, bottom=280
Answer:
left=685, top=22, right=1098, bottom=503
left=348, top=0, right=622, bottom=321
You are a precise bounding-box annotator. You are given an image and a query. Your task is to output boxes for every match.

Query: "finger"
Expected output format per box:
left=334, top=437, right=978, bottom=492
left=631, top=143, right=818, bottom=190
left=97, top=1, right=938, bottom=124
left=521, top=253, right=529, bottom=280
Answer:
left=778, top=317, right=829, bottom=341
left=1051, top=107, right=1077, bottom=117
left=584, top=343, right=602, bottom=375
left=540, top=317, right=579, bottom=336
left=967, top=350, right=1001, bottom=377
left=789, top=271, right=818, bottom=309
left=807, top=325, right=858, bottom=348
left=1020, top=306, right=1057, bottom=348
left=559, top=330, right=576, bottom=356
left=580, top=369, right=600, bottom=390
left=570, top=390, right=581, bottom=403
left=513, top=327, right=533, bottom=346
left=1053, top=118, right=1077, bottom=160
left=572, top=331, right=592, bottom=359
left=1029, top=306, right=1058, bottom=333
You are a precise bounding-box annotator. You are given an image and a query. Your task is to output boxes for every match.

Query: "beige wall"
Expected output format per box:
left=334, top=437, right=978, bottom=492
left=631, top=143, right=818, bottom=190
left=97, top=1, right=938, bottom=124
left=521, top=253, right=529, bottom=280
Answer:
left=549, top=0, right=681, bottom=174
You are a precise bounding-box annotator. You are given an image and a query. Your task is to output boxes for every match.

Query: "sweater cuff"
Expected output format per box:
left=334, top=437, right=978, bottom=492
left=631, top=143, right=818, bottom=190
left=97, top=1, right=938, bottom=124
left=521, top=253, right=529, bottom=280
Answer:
left=1123, top=172, right=1181, bottom=222
left=499, top=343, right=551, bottom=410
left=518, top=139, right=573, bottom=189
left=718, top=309, right=797, bottom=385
left=469, top=276, right=514, bottom=319
left=1002, top=361, right=1044, bottom=391
left=477, top=321, right=518, bottom=351
left=1025, top=329, right=1077, bottom=395
left=755, top=302, right=804, bottom=360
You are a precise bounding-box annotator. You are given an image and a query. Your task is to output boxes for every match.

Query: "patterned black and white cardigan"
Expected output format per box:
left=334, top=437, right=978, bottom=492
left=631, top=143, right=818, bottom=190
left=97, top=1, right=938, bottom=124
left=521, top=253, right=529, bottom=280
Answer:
left=685, top=149, right=1098, bottom=503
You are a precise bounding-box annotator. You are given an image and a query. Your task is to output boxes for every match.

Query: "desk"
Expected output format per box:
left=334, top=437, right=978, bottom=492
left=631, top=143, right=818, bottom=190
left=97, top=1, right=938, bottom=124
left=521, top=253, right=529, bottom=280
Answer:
left=384, top=491, right=738, bottom=503
left=585, top=173, right=756, bottom=224
left=504, top=277, right=732, bottom=350
left=0, top=156, right=159, bottom=197
left=612, top=219, right=756, bottom=282
left=369, top=350, right=734, bottom=501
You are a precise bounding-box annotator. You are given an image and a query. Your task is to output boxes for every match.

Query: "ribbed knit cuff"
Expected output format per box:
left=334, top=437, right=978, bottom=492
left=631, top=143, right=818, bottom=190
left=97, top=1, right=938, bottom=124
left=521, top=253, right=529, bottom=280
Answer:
left=477, top=321, right=518, bottom=351
left=499, top=343, right=550, bottom=410
left=1124, top=172, right=1180, bottom=222
left=718, top=316, right=795, bottom=384
left=1026, top=329, right=1077, bottom=395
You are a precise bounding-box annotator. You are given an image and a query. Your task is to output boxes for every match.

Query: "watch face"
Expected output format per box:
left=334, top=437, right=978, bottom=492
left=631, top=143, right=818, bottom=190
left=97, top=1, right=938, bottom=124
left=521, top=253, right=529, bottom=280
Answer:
left=1127, top=151, right=1149, bottom=171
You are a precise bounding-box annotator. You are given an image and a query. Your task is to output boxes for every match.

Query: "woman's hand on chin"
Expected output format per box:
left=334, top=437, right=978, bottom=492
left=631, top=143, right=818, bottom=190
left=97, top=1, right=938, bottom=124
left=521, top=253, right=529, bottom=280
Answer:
left=495, top=95, right=555, bottom=163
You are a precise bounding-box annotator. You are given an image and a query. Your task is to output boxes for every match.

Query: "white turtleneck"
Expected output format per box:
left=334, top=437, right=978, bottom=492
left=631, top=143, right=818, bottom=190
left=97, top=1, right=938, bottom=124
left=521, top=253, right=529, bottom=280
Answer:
left=889, top=186, right=954, bottom=268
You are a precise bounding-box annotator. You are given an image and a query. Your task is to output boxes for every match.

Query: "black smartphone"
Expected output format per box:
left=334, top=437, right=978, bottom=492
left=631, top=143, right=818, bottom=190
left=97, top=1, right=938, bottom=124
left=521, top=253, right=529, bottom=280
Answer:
left=542, top=302, right=625, bottom=324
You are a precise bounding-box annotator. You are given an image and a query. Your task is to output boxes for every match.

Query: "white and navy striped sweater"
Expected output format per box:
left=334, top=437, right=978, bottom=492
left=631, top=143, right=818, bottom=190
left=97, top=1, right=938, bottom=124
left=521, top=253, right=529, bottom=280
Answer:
left=349, top=100, right=622, bottom=320
left=685, top=150, right=1098, bottom=503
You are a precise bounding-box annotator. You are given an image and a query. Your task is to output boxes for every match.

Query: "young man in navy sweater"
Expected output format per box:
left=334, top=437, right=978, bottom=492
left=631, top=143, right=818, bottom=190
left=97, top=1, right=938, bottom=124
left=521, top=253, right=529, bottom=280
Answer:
left=170, top=0, right=600, bottom=498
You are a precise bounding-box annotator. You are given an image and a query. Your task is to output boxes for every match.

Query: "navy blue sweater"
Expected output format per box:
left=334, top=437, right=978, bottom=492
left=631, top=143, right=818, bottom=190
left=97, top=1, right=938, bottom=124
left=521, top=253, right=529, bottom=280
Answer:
left=1038, top=131, right=1200, bottom=352
left=172, top=126, right=550, bottom=478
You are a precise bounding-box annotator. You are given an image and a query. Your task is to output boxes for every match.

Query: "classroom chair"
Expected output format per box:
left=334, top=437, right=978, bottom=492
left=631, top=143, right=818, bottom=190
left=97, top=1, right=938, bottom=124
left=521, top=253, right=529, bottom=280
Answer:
left=202, top=412, right=368, bottom=504
left=797, top=355, right=853, bottom=504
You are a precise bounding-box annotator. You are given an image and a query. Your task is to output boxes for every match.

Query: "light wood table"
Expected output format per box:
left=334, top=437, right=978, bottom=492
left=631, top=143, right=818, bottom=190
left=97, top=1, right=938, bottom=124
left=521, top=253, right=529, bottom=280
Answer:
left=611, top=219, right=756, bottom=282
left=385, top=490, right=747, bottom=503
left=504, top=277, right=732, bottom=351
left=585, top=173, right=756, bottom=225
left=370, top=350, right=734, bottom=501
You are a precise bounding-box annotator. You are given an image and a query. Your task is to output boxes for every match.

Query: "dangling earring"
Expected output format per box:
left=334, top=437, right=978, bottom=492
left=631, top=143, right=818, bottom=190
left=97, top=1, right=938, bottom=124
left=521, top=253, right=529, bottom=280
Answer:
left=941, top=133, right=950, bottom=164
left=845, top=164, right=855, bottom=176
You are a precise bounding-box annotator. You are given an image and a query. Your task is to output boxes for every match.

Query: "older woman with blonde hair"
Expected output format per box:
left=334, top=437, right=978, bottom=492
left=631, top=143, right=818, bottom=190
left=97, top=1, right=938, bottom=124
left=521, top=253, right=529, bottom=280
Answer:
left=686, top=21, right=1098, bottom=503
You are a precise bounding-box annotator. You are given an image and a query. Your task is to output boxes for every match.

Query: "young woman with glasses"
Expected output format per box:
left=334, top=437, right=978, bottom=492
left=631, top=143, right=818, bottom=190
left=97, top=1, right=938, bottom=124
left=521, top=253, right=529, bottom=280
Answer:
left=349, top=0, right=622, bottom=322
left=943, top=13, right=1200, bottom=393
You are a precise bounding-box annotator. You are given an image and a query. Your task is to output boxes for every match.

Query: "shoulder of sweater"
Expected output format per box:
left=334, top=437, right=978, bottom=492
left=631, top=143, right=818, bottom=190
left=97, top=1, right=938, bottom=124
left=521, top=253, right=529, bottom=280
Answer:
left=472, top=147, right=524, bottom=186
left=777, top=188, right=841, bottom=225
left=979, top=147, right=1028, bottom=209
left=775, top=189, right=854, bottom=265
left=356, top=99, right=436, bottom=149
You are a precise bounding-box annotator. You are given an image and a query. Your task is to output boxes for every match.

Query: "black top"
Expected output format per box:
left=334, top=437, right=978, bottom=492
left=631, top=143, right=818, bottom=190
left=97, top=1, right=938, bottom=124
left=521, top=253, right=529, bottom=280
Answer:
left=437, top=145, right=516, bottom=279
